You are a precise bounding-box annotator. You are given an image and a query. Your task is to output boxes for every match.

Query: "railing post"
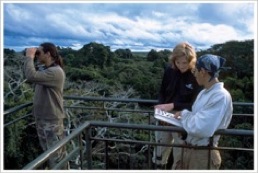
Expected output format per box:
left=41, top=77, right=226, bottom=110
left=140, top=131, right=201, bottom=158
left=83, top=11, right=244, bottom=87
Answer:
left=85, top=127, right=92, bottom=169
left=79, top=133, right=83, bottom=169
left=105, top=141, right=109, bottom=169
left=148, top=112, right=152, bottom=169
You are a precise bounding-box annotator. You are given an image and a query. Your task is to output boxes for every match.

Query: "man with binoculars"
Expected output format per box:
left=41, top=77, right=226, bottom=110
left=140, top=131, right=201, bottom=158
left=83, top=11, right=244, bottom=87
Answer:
left=23, top=42, right=68, bottom=169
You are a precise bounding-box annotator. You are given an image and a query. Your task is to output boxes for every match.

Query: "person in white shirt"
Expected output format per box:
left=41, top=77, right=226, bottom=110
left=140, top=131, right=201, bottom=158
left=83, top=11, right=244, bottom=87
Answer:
left=173, top=54, right=233, bottom=169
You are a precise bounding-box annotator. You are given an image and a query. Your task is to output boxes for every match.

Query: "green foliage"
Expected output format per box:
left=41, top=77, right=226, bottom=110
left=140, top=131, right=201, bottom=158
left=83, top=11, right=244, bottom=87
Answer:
left=69, top=42, right=114, bottom=69
left=66, top=66, right=103, bottom=81
left=62, top=40, right=253, bottom=101
left=147, top=49, right=159, bottom=61
left=4, top=108, right=37, bottom=169
left=114, top=48, right=133, bottom=59
left=63, top=53, right=76, bottom=66
left=230, top=89, right=245, bottom=102
left=234, top=123, right=253, bottom=130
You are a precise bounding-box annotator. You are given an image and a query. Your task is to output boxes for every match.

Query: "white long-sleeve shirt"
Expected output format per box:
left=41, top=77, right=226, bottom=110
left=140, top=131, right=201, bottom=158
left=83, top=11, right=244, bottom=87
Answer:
left=180, top=82, right=233, bottom=146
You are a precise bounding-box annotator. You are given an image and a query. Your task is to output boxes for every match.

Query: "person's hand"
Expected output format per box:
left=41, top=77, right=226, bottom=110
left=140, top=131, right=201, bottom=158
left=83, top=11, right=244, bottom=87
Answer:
left=154, top=103, right=174, bottom=112
left=25, top=47, right=37, bottom=59
left=174, top=111, right=182, bottom=119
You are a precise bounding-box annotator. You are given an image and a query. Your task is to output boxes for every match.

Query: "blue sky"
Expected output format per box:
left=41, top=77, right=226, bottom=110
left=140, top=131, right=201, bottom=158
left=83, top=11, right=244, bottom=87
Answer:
left=2, top=1, right=256, bottom=52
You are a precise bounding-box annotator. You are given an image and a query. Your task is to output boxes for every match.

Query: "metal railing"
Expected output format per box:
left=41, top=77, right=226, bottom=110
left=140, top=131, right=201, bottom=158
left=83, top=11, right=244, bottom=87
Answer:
left=4, top=96, right=254, bottom=170
left=20, top=121, right=253, bottom=170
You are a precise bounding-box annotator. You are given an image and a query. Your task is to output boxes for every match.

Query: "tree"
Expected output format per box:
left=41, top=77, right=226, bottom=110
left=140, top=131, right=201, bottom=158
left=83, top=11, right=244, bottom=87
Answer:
left=114, top=48, right=133, bottom=59
left=76, top=42, right=114, bottom=69
left=146, top=49, right=159, bottom=61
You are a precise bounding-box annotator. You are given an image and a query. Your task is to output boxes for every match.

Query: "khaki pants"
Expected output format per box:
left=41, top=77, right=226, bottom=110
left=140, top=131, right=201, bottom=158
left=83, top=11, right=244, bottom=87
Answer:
left=36, top=118, right=67, bottom=169
left=152, top=126, right=185, bottom=167
left=152, top=130, right=173, bottom=165
left=172, top=147, right=221, bottom=170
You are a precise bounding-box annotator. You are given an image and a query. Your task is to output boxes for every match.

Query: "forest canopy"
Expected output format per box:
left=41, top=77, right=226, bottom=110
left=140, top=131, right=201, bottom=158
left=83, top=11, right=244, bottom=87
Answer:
left=4, top=39, right=254, bottom=109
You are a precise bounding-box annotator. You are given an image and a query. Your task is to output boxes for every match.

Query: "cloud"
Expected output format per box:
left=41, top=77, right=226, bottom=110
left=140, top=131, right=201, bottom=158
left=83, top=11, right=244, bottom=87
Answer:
left=185, top=23, right=240, bottom=44
left=2, top=2, right=255, bottom=52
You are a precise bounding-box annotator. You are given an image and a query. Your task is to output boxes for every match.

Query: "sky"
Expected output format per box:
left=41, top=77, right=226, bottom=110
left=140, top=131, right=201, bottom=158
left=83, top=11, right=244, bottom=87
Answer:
left=1, top=1, right=257, bottom=52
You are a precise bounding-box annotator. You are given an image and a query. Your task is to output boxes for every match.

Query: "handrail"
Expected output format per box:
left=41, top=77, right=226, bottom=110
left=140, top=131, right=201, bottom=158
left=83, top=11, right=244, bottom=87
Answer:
left=22, top=121, right=254, bottom=170
left=3, top=99, right=253, bottom=130
left=63, top=95, right=157, bottom=104
left=22, top=121, right=91, bottom=170
left=4, top=96, right=254, bottom=117
left=3, top=97, right=254, bottom=129
left=63, top=95, right=254, bottom=105
left=90, top=121, right=254, bottom=136
left=4, top=102, right=33, bottom=116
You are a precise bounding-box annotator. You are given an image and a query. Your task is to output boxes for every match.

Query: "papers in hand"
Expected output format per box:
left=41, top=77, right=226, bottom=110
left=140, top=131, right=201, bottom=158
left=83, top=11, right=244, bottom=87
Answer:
left=154, top=108, right=182, bottom=127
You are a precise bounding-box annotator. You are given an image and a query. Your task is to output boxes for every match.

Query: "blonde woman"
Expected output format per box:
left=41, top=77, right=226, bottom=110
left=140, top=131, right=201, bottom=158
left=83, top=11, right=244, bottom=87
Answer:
left=153, top=42, right=201, bottom=169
